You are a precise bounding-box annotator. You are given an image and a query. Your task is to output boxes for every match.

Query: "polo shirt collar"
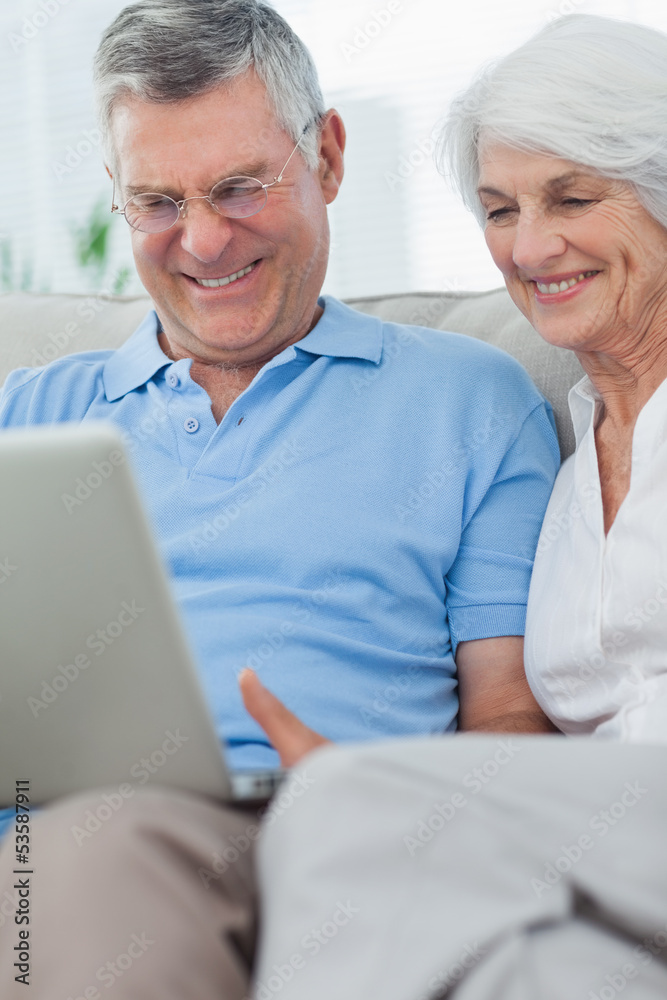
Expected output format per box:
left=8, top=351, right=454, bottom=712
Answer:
left=294, top=296, right=383, bottom=363
left=103, top=295, right=384, bottom=401
left=103, top=310, right=171, bottom=402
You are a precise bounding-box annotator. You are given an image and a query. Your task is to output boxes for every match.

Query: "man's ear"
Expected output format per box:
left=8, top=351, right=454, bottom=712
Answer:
left=317, top=110, right=345, bottom=205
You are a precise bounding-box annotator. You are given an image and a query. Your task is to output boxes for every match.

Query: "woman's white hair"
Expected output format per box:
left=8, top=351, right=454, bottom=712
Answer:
left=438, top=14, right=667, bottom=228
left=93, top=0, right=326, bottom=173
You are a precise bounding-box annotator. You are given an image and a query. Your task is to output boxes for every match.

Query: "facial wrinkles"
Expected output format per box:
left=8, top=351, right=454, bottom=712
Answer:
left=162, top=170, right=299, bottom=278
left=478, top=145, right=667, bottom=375
left=110, top=74, right=342, bottom=371
left=597, top=204, right=667, bottom=357
left=122, top=158, right=274, bottom=202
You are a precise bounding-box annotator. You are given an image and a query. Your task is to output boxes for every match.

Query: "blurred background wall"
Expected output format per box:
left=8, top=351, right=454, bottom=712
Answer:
left=1, top=0, right=666, bottom=298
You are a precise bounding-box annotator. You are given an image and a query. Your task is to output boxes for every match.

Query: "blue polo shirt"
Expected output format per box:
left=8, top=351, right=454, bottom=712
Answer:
left=0, top=295, right=558, bottom=835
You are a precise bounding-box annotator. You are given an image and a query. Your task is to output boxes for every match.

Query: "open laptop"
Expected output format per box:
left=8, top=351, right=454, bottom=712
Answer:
left=0, top=422, right=285, bottom=808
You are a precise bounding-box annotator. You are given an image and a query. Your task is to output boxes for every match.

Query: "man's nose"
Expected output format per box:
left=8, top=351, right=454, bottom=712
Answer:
left=178, top=198, right=235, bottom=263
left=511, top=211, right=567, bottom=272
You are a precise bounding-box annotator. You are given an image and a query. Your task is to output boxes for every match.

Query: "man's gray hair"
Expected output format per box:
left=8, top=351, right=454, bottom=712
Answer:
left=438, top=14, right=667, bottom=229
left=93, top=0, right=326, bottom=173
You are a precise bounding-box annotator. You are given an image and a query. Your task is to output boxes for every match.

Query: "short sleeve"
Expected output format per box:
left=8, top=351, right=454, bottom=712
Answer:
left=446, top=401, right=559, bottom=654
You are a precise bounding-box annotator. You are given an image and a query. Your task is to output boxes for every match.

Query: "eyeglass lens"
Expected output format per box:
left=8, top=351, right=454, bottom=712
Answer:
left=123, top=176, right=268, bottom=233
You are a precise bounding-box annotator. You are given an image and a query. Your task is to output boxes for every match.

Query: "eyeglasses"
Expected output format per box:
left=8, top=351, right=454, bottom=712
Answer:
left=111, top=127, right=309, bottom=234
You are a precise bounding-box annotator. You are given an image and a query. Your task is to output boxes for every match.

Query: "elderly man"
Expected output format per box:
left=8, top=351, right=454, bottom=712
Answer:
left=0, top=1, right=558, bottom=997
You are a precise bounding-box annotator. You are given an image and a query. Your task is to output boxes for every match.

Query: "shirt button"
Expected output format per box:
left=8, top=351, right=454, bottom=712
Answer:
left=184, top=417, right=199, bottom=433
left=237, top=416, right=245, bottom=426
left=166, top=371, right=180, bottom=389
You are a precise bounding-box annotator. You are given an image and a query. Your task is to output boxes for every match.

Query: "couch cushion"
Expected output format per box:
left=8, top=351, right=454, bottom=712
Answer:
left=0, top=288, right=582, bottom=458
left=0, top=292, right=150, bottom=374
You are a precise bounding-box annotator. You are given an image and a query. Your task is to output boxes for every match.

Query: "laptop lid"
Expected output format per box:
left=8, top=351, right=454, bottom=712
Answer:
left=0, top=422, right=240, bottom=807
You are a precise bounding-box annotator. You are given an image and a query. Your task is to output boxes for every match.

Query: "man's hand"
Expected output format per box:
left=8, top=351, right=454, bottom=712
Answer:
left=238, top=668, right=332, bottom=767
left=456, top=636, right=560, bottom=733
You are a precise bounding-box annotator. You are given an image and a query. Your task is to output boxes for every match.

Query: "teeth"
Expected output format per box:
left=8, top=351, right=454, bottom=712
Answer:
left=195, top=263, right=255, bottom=288
left=536, top=271, right=597, bottom=295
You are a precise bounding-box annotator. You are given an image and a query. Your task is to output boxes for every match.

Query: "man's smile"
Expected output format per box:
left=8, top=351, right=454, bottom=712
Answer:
left=189, top=261, right=259, bottom=288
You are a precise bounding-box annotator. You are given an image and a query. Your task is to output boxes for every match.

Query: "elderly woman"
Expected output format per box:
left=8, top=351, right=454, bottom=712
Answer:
left=253, top=15, right=667, bottom=1000
left=441, top=13, right=667, bottom=746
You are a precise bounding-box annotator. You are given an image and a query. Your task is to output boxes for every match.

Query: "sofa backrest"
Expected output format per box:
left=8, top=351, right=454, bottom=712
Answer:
left=0, top=288, right=583, bottom=458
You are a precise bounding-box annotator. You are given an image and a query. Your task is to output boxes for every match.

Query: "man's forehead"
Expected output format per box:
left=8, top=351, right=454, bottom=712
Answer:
left=109, top=73, right=290, bottom=183
left=111, top=77, right=279, bottom=143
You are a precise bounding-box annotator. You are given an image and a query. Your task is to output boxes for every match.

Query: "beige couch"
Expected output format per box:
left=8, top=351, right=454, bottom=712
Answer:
left=0, top=288, right=584, bottom=458
left=2, top=290, right=656, bottom=997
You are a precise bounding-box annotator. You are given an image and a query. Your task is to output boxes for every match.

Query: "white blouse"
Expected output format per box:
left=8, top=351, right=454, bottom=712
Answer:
left=525, top=374, right=667, bottom=743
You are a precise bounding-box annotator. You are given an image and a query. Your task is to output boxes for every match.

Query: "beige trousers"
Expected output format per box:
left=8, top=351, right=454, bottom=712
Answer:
left=3, top=737, right=667, bottom=999
left=0, top=785, right=260, bottom=999
left=256, top=735, right=667, bottom=1000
